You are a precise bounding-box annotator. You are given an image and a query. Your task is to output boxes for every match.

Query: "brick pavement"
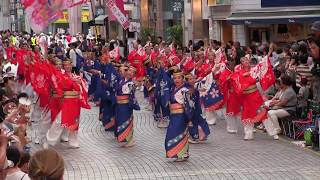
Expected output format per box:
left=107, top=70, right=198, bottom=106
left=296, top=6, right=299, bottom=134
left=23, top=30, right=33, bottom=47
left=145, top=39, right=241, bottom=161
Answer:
left=34, top=99, right=320, bottom=179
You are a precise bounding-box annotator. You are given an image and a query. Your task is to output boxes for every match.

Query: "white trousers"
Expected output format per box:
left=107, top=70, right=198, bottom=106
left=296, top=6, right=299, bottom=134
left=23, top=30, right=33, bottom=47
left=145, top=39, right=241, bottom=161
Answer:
left=46, top=113, right=79, bottom=147
left=244, top=118, right=277, bottom=138
left=30, top=101, right=51, bottom=144
left=267, top=109, right=290, bottom=132
left=226, top=115, right=238, bottom=132
left=206, top=107, right=226, bottom=125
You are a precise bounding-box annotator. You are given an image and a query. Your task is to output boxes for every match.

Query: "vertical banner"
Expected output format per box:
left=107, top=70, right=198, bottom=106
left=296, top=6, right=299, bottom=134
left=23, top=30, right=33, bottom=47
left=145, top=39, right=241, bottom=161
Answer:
left=107, top=0, right=130, bottom=30
left=21, top=0, right=86, bottom=33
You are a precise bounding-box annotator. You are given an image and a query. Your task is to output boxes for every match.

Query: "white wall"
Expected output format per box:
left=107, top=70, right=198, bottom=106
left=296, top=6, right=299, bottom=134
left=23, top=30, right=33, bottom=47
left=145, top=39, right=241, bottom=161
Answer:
left=231, top=0, right=261, bottom=12
left=202, top=0, right=210, bottom=19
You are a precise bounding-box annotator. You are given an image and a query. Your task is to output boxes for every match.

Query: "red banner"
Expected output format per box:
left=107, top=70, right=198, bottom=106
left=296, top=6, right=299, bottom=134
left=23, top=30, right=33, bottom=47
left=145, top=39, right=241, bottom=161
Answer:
left=107, top=0, right=130, bottom=30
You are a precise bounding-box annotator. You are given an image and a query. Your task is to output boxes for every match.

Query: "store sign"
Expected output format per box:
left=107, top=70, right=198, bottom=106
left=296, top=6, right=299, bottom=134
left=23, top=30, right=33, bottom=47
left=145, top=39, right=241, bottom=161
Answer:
left=171, top=0, right=184, bottom=13
left=53, top=10, right=90, bottom=24
left=261, top=0, right=320, bottom=7
left=129, top=22, right=140, bottom=32
left=96, top=7, right=105, bottom=16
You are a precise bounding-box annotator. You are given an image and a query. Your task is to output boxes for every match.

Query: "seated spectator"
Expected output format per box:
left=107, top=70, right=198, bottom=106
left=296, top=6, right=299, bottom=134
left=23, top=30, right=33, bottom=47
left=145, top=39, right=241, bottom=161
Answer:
left=266, top=75, right=297, bottom=133
left=5, top=146, right=30, bottom=180
left=28, top=149, right=64, bottom=180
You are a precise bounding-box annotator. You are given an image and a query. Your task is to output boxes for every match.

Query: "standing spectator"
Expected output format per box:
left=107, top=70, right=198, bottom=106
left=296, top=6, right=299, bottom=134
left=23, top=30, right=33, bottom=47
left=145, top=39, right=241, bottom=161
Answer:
left=297, top=78, right=310, bottom=115
left=311, top=21, right=320, bottom=40
left=5, top=146, right=30, bottom=180
left=296, top=54, right=312, bottom=88
left=69, top=40, right=83, bottom=74
left=0, top=129, right=8, bottom=173
left=234, top=41, right=245, bottom=65
left=118, top=40, right=125, bottom=59
left=28, top=149, right=64, bottom=180
left=310, top=38, right=320, bottom=101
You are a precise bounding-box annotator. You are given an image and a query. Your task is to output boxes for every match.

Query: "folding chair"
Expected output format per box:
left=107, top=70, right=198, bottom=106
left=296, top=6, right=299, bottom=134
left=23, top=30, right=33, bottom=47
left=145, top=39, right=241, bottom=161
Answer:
left=279, top=115, right=295, bottom=138
left=292, top=109, right=313, bottom=140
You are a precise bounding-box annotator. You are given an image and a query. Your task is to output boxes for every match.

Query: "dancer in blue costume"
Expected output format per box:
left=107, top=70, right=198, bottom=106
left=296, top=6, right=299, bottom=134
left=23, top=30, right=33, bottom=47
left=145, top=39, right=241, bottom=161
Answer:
left=114, top=65, right=140, bottom=147
left=185, top=74, right=211, bottom=143
left=97, top=60, right=120, bottom=131
left=87, top=52, right=102, bottom=97
left=165, top=70, right=192, bottom=162
left=154, top=66, right=171, bottom=128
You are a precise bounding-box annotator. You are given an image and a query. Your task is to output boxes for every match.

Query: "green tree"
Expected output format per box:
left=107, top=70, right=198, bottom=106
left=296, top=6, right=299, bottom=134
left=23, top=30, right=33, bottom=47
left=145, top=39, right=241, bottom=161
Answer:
left=139, top=28, right=155, bottom=46
left=166, top=25, right=183, bottom=47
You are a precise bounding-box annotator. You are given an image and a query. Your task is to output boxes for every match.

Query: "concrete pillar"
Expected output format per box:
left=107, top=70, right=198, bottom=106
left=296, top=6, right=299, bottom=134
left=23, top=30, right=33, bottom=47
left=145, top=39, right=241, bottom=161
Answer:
left=140, top=0, right=149, bottom=29
left=211, top=20, right=221, bottom=41
left=68, top=5, right=82, bottom=35
left=192, top=0, right=204, bottom=40
left=155, top=0, right=164, bottom=37
left=0, top=0, right=11, bottom=30
left=232, top=25, right=246, bottom=46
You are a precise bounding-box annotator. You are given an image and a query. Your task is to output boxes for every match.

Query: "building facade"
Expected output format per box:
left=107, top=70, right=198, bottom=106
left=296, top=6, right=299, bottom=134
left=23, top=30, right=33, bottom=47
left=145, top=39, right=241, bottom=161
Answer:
left=209, top=0, right=320, bottom=45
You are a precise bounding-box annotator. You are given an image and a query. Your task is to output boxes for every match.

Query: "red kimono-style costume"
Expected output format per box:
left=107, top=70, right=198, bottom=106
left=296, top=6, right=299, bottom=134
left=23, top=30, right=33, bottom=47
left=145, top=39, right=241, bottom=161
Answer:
left=48, top=69, right=64, bottom=122
left=167, top=54, right=180, bottom=67
left=182, top=57, right=195, bottom=74
left=128, top=49, right=147, bottom=80
left=60, top=73, right=82, bottom=130
left=225, top=70, right=243, bottom=117
left=237, top=68, right=264, bottom=124
left=150, top=50, right=160, bottom=65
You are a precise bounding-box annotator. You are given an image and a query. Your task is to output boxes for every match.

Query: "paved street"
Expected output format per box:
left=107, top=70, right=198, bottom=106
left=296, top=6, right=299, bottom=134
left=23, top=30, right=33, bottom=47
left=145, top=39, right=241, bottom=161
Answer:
left=39, top=103, right=320, bottom=180
left=32, top=90, right=320, bottom=180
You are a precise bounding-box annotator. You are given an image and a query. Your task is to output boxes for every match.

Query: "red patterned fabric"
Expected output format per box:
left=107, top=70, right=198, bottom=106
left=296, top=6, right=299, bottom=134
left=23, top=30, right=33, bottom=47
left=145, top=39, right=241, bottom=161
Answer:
left=128, top=49, right=146, bottom=80
left=259, top=57, right=275, bottom=91
left=182, top=57, right=195, bottom=74
left=238, top=68, right=265, bottom=123
left=196, top=63, right=210, bottom=78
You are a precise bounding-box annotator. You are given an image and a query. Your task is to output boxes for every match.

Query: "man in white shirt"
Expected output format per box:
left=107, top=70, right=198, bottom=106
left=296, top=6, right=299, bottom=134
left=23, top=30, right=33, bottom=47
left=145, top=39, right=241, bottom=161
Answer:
left=69, top=40, right=83, bottom=74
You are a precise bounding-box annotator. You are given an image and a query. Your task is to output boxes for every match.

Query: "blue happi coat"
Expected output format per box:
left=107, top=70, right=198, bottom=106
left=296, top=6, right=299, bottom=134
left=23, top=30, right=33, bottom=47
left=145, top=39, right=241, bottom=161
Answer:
left=186, top=84, right=211, bottom=140
left=114, top=75, right=140, bottom=143
left=165, top=83, right=192, bottom=159
left=154, top=68, right=172, bottom=121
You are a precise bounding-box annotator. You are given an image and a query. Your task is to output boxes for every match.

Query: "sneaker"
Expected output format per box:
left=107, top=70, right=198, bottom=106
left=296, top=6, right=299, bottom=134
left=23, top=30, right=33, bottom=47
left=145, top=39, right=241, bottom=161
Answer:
left=227, top=129, right=237, bottom=134
left=157, top=121, right=168, bottom=128
left=34, top=138, right=40, bottom=145
left=188, top=138, right=199, bottom=144
left=61, top=138, right=69, bottom=143
left=68, top=142, right=80, bottom=149
left=244, top=133, right=254, bottom=141
left=256, top=124, right=264, bottom=130
left=174, top=157, right=187, bottom=162
left=42, top=142, right=49, bottom=149
left=273, top=135, right=279, bottom=140
left=123, top=140, right=136, bottom=148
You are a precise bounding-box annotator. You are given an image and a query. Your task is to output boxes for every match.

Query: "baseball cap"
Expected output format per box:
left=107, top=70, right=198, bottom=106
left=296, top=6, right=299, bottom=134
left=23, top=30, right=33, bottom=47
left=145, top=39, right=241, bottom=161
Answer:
left=311, top=21, right=320, bottom=32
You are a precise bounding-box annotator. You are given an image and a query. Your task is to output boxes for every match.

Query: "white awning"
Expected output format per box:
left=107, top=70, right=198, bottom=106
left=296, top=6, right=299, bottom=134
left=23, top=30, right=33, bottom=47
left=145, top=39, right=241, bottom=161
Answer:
left=95, top=15, right=108, bottom=25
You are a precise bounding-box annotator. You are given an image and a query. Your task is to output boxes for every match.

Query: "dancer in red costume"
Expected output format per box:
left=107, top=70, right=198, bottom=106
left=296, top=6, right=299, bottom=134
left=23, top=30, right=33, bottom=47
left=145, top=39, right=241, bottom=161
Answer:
left=46, top=59, right=90, bottom=148
left=236, top=57, right=278, bottom=140
left=221, top=61, right=242, bottom=134
left=128, top=40, right=147, bottom=91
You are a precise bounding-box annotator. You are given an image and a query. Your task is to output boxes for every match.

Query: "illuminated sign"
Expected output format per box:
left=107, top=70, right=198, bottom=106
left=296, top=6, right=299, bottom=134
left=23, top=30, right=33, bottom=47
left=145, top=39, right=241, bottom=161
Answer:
left=53, top=10, right=90, bottom=23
